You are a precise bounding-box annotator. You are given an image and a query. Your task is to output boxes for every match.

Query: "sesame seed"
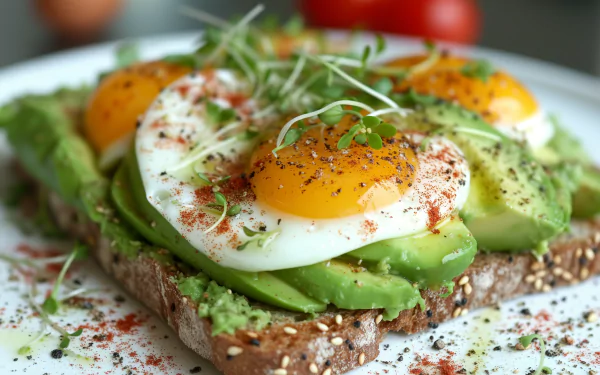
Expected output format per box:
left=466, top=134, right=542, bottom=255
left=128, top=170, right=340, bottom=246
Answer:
left=335, top=315, right=343, bottom=325
left=542, top=284, right=552, bottom=293
left=358, top=352, right=365, bottom=365
left=317, top=323, right=329, bottom=332
left=309, top=363, right=318, bottom=373
left=585, top=311, right=598, bottom=323
left=461, top=308, right=469, bottom=316
left=464, top=283, right=473, bottom=295
left=552, top=267, right=563, bottom=276
left=535, top=270, right=547, bottom=278
left=227, top=289, right=232, bottom=294
left=524, top=275, right=536, bottom=283
left=273, top=369, right=287, bottom=375
left=576, top=248, right=583, bottom=257
left=580, top=268, right=590, bottom=279
left=534, top=279, right=543, bottom=291
left=562, top=271, right=573, bottom=281
left=227, top=346, right=243, bottom=356
left=281, top=355, right=290, bottom=368
left=182, top=297, right=188, bottom=304
left=530, top=262, right=544, bottom=271
left=330, top=337, right=344, bottom=346
left=452, top=307, right=462, bottom=318
left=585, top=248, right=595, bottom=261
left=375, top=314, right=383, bottom=324
left=553, top=255, right=562, bottom=265
left=594, top=232, right=600, bottom=243
left=283, top=327, right=297, bottom=335
left=458, top=275, right=469, bottom=286
left=322, top=369, right=332, bottom=375
left=246, top=331, right=258, bottom=338
left=515, top=343, right=529, bottom=351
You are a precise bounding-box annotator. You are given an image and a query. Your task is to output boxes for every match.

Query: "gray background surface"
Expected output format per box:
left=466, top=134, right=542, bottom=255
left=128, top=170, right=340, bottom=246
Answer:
left=1, top=0, right=599, bottom=75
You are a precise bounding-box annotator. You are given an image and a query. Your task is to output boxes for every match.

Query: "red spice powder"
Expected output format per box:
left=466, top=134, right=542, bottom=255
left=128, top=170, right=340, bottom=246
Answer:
left=116, top=313, right=144, bottom=334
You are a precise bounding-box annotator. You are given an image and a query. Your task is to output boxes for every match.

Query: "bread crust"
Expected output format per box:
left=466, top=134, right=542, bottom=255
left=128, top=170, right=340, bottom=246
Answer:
left=47, top=191, right=600, bottom=375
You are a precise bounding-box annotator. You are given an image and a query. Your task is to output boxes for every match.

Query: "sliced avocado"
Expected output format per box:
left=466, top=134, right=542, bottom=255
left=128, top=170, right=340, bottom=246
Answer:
left=343, top=216, right=476, bottom=288
left=112, top=151, right=327, bottom=313
left=273, top=259, right=423, bottom=320
left=572, top=167, right=600, bottom=218
left=404, top=103, right=569, bottom=252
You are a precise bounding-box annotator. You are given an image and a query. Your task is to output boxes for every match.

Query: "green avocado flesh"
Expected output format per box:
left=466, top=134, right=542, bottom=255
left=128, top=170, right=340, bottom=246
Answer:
left=572, top=167, right=600, bottom=218
left=344, top=216, right=477, bottom=288
left=405, top=103, right=570, bottom=252
left=112, top=152, right=326, bottom=313
left=272, top=259, right=424, bottom=320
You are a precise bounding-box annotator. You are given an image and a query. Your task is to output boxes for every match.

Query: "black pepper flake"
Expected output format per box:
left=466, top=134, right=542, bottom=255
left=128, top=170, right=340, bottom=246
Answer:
left=160, top=171, right=167, bottom=176
left=114, top=295, right=126, bottom=303
left=50, top=349, right=63, bottom=359
left=520, top=308, right=531, bottom=316
left=226, top=355, right=234, bottom=361
left=325, top=360, right=331, bottom=366
left=277, top=219, right=282, bottom=225
left=493, top=346, right=501, bottom=351
left=258, top=225, right=267, bottom=232
left=300, top=353, right=307, bottom=360
left=508, top=255, right=514, bottom=263
left=112, top=352, right=120, bottom=359
left=397, top=355, right=403, bottom=361
left=190, top=366, right=202, bottom=374
left=26, top=355, right=32, bottom=360
left=426, top=309, right=433, bottom=318
left=249, top=338, right=260, bottom=347
left=353, top=320, right=361, bottom=328
left=428, top=322, right=439, bottom=329
left=545, top=349, right=559, bottom=357
left=159, top=131, right=167, bottom=138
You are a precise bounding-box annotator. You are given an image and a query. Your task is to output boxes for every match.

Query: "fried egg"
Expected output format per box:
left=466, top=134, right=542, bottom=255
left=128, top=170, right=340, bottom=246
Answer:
left=385, top=54, right=554, bottom=149
left=136, top=69, right=470, bottom=272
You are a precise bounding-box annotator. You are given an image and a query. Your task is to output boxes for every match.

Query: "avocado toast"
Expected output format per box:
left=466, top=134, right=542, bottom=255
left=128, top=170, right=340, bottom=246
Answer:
left=2, top=10, right=600, bottom=375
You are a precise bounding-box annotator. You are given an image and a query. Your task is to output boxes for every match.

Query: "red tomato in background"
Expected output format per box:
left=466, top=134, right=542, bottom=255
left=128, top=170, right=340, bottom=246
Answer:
left=298, top=0, right=481, bottom=44
left=298, top=0, right=389, bottom=30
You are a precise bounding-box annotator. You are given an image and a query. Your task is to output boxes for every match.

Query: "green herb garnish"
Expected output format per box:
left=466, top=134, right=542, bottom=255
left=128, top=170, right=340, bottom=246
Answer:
left=42, top=243, right=88, bottom=315
left=116, top=42, right=140, bottom=68
left=460, top=59, right=496, bottom=82
left=163, top=54, right=201, bottom=69
left=206, top=100, right=237, bottom=125
left=337, top=116, right=396, bottom=150
left=518, top=334, right=551, bottom=375
left=237, top=226, right=281, bottom=251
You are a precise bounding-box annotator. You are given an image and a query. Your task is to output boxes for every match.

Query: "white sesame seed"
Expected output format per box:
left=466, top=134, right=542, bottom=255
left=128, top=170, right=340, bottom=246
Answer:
left=227, top=346, right=243, bottom=356
left=535, top=270, right=547, bottom=278
left=246, top=331, right=258, bottom=338
left=576, top=248, right=583, bottom=257
left=552, top=267, right=563, bottom=276
left=278, top=185, right=284, bottom=189
left=594, top=232, right=600, bottom=243
left=358, top=352, right=366, bottom=365
left=542, top=284, right=552, bottom=293
left=524, top=275, right=536, bottom=283
left=580, top=268, right=590, bottom=279
left=227, top=289, right=232, bottom=294
left=283, top=327, right=297, bottom=335
left=461, top=308, right=469, bottom=316
left=586, top=312, right=598, bottom=323
left=375, top=314, right=383, bottom=324
left=182, top=297, right=188, bottom=304
left=273, top=369, right=287, bottom=375
left=534, top=279, right=543, bottom=291
left=281, top=355, right=290, bottom=368
left=458, top=275, right=469, bottom=286
left=309, top=363, right=318, bottom=373
left=562, top=271, right=573, bottom=281
left=453, top=307, right=462, bottom=318
left=464, top=283, right=473, bottom=295
left=357, top=259, right=363, bottom=265
left=317, top=322, right=329, bottom=332
left=553, top=255, right=562, bottom=265
left=531, top=262, right=544, bottom=271
left=322, top=369, right=332, bottom=375
left=335, top=315, right=343, bottom=325
left=585, top=248, right=595, bottom=261
left=330, top=337, right=344, bottom=346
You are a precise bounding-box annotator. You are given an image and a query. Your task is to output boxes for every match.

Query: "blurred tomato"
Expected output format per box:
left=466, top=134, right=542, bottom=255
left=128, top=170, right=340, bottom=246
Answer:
left=298, top=0, right=481, bottom=44
left=383, top=0, right=481, bottom=44
left=298, top=0, right=388, bottom=30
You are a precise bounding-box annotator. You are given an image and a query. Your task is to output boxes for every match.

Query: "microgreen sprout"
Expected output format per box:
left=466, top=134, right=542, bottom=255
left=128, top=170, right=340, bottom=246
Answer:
left=203, top=191, right=238, bottom=233
left=206, top=100, right=237, bottom=125
left=419, top=126, right=503, bottom=151
left=237, top=226, right=281, bottom=251
left=460, top=59, right=496, bottom=82
left=41, top=243, right=88, bottom=315
left=337, top=116, right=396, bottom=150
left=115, top=42, right=140, bottom=68
left=197, top=172, right=231, bottom=187
left=518, top=334, right=551, bottom=375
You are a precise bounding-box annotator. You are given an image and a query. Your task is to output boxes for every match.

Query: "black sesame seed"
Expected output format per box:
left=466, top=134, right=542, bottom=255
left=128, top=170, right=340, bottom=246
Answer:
left=160, top=171, right=167, bottom=176
left=520, top=308, right=531, bottom=316
left=250, top=339, right=260, bottom=347
left=301, top=353, right=307, bottom=360
left=112, top=352, right=120, bottom=358
left=50, top=349, right=63, bottom=359
left=428, top=322, right=439, bottom=329
left=508, top=255, right=514, bottom=263
left=397, top=355, right=403, bottom=361
left=426, top=310, right=433, bottom=318
left=226, top=355, right=233, bottom=361
left=325, top=360, right=331, bottom=366
left=579, top=257, right=588, bottom=266
left=493, top=346, right=501, bottom=351
left=114, top=295, right=126, bottom=303
left=190, top=366, right=202, bottom=374
left=353, top=320, right=361, bottom=328
left=171, top=303, right=176, bottom=312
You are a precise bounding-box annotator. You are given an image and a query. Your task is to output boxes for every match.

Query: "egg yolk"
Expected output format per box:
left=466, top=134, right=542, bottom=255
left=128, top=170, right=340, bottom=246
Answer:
left=84, top=61, right=191, bottom=153
left=249, top=117, right=418, bottom=219
left=385, top=54, right=539, bottom=125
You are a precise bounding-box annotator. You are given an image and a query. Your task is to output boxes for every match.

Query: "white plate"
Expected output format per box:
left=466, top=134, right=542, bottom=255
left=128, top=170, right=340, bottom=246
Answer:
left=0, top=32, right=599, bottom=375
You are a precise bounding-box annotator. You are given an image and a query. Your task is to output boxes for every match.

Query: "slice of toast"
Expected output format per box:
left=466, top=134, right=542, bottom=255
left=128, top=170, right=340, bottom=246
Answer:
left=43, top=187, right=600, bottom=375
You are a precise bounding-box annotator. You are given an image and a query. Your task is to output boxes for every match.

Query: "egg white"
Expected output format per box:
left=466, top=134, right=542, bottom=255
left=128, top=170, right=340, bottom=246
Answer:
left=494, top=110, right=555, bottom=150
left=136, top=69, right=471, bottom=272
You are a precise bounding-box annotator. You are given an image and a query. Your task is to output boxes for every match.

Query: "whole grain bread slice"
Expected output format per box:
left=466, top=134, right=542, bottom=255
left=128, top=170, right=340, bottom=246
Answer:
left=46, top=190, right=600, bottom=375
